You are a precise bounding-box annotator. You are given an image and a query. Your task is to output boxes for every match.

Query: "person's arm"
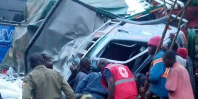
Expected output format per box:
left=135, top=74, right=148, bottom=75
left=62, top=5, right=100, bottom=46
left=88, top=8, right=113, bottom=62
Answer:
left=107, top=76, right=115, bottom=99
left=165, top=69, right=178, bottom=92
left=68, top=68, right=78, bottom=88
left=60, top=74, right=75, bottom=99
left=22, top=76, right=33, bottom=99
left=179, top=32, right=188, bottom=47
left=75, top=74, right=89, bottom=93
left=149, top=62, right=165, bottom=82
left=77, top=73, right=87, bottom=82
left=103, top=69, right=115, bottom=99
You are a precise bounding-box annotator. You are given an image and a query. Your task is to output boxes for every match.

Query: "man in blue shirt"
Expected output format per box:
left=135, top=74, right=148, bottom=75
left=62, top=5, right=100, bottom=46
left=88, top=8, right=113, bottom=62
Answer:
left=73, top=57, right=91, bottom=90
left=75, top=72, right=108, bottom=99
left=147, top=36, right=168, bottom=99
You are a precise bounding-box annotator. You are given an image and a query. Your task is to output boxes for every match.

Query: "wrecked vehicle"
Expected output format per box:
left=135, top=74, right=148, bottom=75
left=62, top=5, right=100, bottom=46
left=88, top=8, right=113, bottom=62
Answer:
left=0, top=0, right=192, bottom=98
left=68, top=19, right=187, bottom=75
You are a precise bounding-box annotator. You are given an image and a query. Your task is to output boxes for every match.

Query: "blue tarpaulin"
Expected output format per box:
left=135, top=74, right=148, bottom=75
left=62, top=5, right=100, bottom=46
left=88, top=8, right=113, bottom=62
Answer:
left=0, top=25, right=15, bottom=63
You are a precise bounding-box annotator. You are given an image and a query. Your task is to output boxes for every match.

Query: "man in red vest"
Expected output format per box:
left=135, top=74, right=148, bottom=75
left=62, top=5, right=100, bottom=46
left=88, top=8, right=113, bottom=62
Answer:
left=97, top=59, right=138, bottom=99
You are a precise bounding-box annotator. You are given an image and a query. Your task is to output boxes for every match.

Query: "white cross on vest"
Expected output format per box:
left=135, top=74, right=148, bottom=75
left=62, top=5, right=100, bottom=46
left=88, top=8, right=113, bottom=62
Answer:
left=118, top=67, right=128, bottom=78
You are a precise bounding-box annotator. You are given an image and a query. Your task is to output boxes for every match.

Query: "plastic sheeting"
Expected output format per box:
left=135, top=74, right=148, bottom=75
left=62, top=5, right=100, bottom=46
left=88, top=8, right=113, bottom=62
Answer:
left=0, top=78, right=22, bottom=99
left=79, top=0, right=152, bottom=16
left=0, top=67, right=23, bottom=99
left=80, top=0, right=128, bottom=15
left=1, top=0, right=57, bottom=74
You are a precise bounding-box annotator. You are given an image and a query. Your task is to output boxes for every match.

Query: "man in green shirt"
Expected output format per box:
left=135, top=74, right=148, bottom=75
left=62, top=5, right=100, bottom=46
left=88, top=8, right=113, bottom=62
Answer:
left=22, top=53, right=74, bottom=99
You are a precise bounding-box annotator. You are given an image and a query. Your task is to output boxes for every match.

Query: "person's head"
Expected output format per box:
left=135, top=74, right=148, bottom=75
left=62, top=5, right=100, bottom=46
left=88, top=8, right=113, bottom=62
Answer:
left=29, top=53, right=45, bottom=69
left=169, top=33, right=175, bottom=40
left=148, top=36, right=161, bottom=55
left=163, top=50, right=176, bottom=67
left=177, top=48, right=188, bottom=59
left=166, top=41, right=179, bottom=52
left=80, top=57, right=91, bottom=71
left=97, top=58, right=109, bottom=72
left=41, top=53, right=53, bottom=69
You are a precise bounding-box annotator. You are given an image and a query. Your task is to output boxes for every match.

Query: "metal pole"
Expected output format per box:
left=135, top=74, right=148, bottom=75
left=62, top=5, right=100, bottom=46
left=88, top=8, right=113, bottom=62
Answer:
left=0, top=22, right=28, bottom=27
left=134, top=55, right=153, bottom=74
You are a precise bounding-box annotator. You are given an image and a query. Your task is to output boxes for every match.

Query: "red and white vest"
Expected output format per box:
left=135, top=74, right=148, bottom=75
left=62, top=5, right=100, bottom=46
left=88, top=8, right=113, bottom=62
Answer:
left=102, top=64, right=138, bottom=99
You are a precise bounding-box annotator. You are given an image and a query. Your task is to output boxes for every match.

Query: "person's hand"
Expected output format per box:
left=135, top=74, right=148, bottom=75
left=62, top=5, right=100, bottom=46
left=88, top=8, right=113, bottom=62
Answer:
left=169, top=33, right=175, bottom=40
left=139, top=86, right=149, bottom=99
left=70, top=67, right=73, bottom=71
left=145, top=90, right=151, bottom=99
left=146, top=72, right=150, bottom=77
left=75, top=93, right=83, bottom=99
left=139, top=86, right=145, bottom=94
left=70, top=66, right=77, bottom=72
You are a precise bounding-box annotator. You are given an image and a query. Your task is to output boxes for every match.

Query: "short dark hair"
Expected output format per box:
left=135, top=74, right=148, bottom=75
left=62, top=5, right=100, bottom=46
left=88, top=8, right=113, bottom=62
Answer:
left=29, top=53, right=44, bottom=68
left=80, top=57, right=90, bottom=69
left=41, top=53, right=47, bottom=59
left=97, top=58, right=109, bottom=67
left=163, top=50, right=176, bottom=61
left=167, top=42, right=179, bottom=52
left=41, top=53, right=52, bottom=61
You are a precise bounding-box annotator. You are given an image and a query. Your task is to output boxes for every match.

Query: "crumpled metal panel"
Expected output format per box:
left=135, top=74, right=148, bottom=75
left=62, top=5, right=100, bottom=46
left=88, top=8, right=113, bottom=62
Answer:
left=27, top=0, right=104, bottom=79
left=1, top=0, right=104, bottom=79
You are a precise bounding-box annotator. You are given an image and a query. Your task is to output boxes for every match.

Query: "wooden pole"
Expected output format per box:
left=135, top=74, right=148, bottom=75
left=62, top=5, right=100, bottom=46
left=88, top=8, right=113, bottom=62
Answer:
left=169, top=0, right=192, bottom=50
left=163, top=0, right=168, bottom=16
left=169, top=9, right=186, bottom=50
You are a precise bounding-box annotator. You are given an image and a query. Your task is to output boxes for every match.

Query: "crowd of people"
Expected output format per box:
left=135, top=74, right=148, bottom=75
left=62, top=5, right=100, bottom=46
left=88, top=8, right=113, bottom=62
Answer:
left=22, top=35, right=195, bottom=99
